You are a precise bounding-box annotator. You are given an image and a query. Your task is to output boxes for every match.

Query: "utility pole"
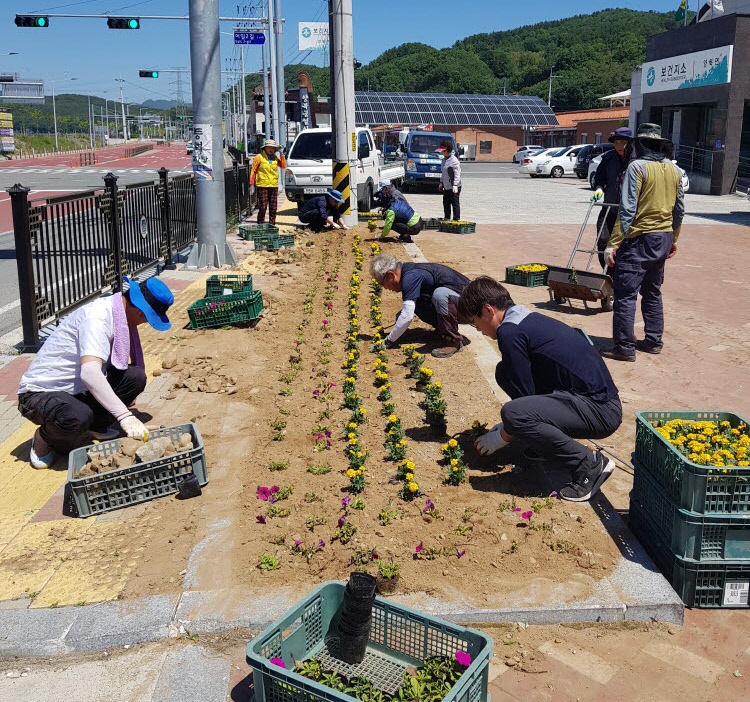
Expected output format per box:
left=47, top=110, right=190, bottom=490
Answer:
left=117, top=75, right=128, bottom=140
left=267, top=0, right=280, bottom=141
left=240, top=43, right=248, bottom=157
left=262, top=40, right=271, bottom=137
left=547, top=65, right=557, bottom=107
left=87, top=95, right=94, bottom=148
left=273, top=0, right=286, bottom=147
left=185, top=0, right=237, bottom=269
left=329, top=0, right=358, bottom=224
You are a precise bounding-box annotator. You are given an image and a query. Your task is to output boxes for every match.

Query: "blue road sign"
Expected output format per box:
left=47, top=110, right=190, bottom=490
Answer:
left=234, top=31, right=265, bottom=45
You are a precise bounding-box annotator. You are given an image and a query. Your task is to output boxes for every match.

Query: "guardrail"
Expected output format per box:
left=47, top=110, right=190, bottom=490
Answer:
left=8, top=161, right=252, bottom=349
left=674, top=145, right=714, bottom=177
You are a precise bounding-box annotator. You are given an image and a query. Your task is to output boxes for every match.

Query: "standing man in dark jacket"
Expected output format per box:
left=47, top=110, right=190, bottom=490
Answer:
left=591, top=127, right=633, bottom=272
left=371, top=253, right=469, bottom=358
left=298, top=189, right=350, bottom=232
left=458, top=276, right=622, bottom=502
left=437, top=140, right=462, bottom=220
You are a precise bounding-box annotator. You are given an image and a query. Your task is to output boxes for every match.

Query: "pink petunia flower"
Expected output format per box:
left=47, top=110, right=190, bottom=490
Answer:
left=512, top=507, right=521, bottom=513
left=456, top=548, right=466, bottom=559
left=522, top=511, right=533, bottom=521
left=257, top=486, right=270, bottom=501
left=454, top=650, right=471, bottom=667
left=270, top=486, right=280, bottom=494
left=415, top=541, right=423, bottom=554
left=270, top=657, right=285, bottom=668
left=294, top=539, right=302, bottom=547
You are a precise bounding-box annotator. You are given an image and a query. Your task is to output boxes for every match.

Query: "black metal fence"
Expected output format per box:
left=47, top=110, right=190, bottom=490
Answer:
left=8, top=163, right=251, bottom=349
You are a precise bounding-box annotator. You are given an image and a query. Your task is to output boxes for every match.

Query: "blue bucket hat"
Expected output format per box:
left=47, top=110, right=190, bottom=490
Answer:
left=124, top=277, right=174, bottom=331
left=609, top=127, right=633, bottom=143
left=326, top=188, right=345, bottom=204
left=377, top=179, right=391, bottom=192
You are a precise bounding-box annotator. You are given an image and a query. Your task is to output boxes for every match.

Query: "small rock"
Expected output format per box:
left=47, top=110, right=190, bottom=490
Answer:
left=442, top=570, right=449, bottom=576
left=500, top=533, right=508, bottom=541
left=490, top=561, right=498, bottom=568
left=162, top=352, right=178, bottom=369
left=153, top=368, right=162, bottom=377
left=124, top=644, right=131, bottom=650
left=119, top=438, right=141, bottom=457
left=20, top=672, right=28, bottom=678
left=165, top=391, right=176, bottom=401
left=136, top=437, right=172, bottom=463
left=179, top=433, right=192, bottom=447
left=375, top=530, right=385, bottom=538
left=529, top=557, right=537, bottom=565
left=667, top=627, right=676, bottom=635
left=113, top=454, right=134, bottom=469
left=576, top=515, right=586, bottom=524
left=554, top=638, right=562, bottom=644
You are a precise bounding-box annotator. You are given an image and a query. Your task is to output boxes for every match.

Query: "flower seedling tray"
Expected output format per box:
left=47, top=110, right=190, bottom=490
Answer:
left=67, top=423, right=207, bottom=518
left=631, top=463, right=750, bottom=561
left=635, top=411, right=750, bottom=514
left=205, top=274, right=253, bottom=297
left=247, top=581, right=492, bottom=702
left=630, top=499, right=750, bottom=608
left=438, top=221, right=476, bottom=234
left=504, top=264, right=549, bottom=287
left=188, top=290, right=264, bottom=330
left=358, top=212, right=382, bottom=221
left=240, top=224, right=280, bottom=241
left=422, top=218, right=442, bottom=230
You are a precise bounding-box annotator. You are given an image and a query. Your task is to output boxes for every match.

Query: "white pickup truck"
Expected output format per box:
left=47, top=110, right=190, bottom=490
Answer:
left=284, top=127, right=405, bottom=211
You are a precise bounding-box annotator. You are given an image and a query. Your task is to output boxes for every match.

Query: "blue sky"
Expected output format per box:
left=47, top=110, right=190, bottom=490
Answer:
left=2, top=1, right=685, bottom=105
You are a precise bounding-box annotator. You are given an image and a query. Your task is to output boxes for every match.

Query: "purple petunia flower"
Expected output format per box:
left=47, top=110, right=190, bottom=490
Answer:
left=270, top=657, right=285, bottom=668
left=415, top=541, right=423, bottom=554
left=270, top=486, right=280, bottom=494
left=456, top=548, right=466, bottom=559
left=522, top=511, right=533, bottom=521
left=341, top=496, right=351, bottom=508
left=257, top=486, right=270, bottom=501
left=256, top=515, right=266, bottom=524
left=512, top=507, right=521, bottom=513
left=424, top=499, right=435, bottom=513
left=318, top=540, right=326, bottom=549
left=294, top=539, right=302, bottom=547
left=550, top=491, right=558, bottom=498
left=454, top=651, right=471, bottom=667
left=338, top=514, right=347, bottom=528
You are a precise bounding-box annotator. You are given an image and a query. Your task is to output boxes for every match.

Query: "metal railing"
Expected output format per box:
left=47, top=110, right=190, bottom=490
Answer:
left=674, top=144, right=714, bottom=177
left=736, top=155, right=750, bottom=194
left=8, top=162, right=252, bottom=349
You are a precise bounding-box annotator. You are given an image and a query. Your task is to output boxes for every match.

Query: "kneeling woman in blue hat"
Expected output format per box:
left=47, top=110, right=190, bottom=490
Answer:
left=17, top=277, right=175, bottom=469
left=298, top=189, right=351, bottom=232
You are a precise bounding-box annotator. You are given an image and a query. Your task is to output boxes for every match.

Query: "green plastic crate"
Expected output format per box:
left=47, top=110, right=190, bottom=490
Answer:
left=240, top=223, right=279, bottom=239
left=422, top=218, right=442, bottom=230
left=630, top=500, right=750, bottom=608
left=631, top=463, right=750, bottom=561
left=255, top=239, right=282, bottom=252
left=358, top=212, right=382, bottom=222
left=247, top=581, right=492, bottom=702
left=188, top=290, right=263, bottom=329
left=438, top=221, right=476, bottom=234
left=277, top=234, right=296, bottom=248
left=66, top=423, right=207, bottom=518
left=504, top=264, right=549, bottom=287
left=635, top=411, right=750, bottom=514
left=205, top=274, right=253, bottom=297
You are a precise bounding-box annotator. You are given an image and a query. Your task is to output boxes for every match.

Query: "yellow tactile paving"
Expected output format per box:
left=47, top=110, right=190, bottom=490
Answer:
left=31, top=514, right=161, bottom=608
left=0, top=519, right=94, bottom=601
left=0, top=511, right=34, bottom=550
left=0, top=422, right=36, bottom=492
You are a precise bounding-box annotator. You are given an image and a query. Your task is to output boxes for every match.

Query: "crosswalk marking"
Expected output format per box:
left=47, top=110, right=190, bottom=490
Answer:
left=643, top=641, right=724, bottom=684
left=538, top=641, right=618, bottom=685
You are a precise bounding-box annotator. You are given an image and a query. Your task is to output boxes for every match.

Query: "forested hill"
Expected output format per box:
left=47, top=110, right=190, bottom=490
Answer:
left=337, top=8, right=681, bottom=110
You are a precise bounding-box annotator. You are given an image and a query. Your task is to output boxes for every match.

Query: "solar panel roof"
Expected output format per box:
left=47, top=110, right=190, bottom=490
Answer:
left=354, top=92, right=558, bottom=127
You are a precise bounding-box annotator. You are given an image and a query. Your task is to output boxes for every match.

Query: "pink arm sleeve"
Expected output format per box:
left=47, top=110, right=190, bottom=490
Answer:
left=80, top=360, right=130, bottom=421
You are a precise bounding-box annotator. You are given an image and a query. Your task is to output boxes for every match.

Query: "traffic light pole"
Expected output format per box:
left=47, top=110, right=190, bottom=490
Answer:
left=267, top=0, right=280, bottom=143
left=329, top=0, right=358, bottom=225
left=273, top=0, right=286, bottom=147
left=185, top=0, right=237, bottom=269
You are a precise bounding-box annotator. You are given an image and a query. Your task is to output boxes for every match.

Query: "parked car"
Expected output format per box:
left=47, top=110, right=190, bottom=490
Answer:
left=535, top=145, right=587, bottom=178
left=517, top=148, right=552, bottom=177
left=186, top=141, right=194, bottom=155
left=513, top=144, right=545, bottom=164
left=588, top=154, right=690, bottom=192
left=574, top=143, right=614, bottom=179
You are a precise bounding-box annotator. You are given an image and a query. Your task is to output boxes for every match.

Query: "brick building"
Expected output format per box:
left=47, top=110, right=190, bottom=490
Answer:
left=530, top=106, right=630, bottom=148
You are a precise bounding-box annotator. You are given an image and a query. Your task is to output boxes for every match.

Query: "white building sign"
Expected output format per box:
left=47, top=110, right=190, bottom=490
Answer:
left=299, top=22, right=329, bottom=51
left=641, top=45, right=733, bottom=94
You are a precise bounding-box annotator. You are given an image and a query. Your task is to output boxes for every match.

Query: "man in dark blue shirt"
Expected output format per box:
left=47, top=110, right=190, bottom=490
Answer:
left=458, top=276, right=622, bottom=502
left=371, top=253, right=469, bottom=357
left=298, top=189, right=350, bottom=232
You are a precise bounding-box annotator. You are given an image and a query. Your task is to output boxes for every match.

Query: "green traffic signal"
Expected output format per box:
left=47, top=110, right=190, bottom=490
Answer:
left=36, top=17, right=48, bottom=27
left=139, top=70, right=159, bottom=78
left=14, top=15, right=49, bottom=28
left=107, top=17, right=140, bottom=29
left=128, top=19, right=139, bottom=29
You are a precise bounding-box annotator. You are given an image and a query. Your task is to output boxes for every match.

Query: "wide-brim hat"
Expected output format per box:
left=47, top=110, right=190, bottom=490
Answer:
left=326, top=189, right=345, bottom=204
left=636, top=123, right=671, bottom=142
left=262, top=139, right=281, bottom=150
left=125, top=277, right=173, bottom=332
left=608, top=127, right=633, bottom=143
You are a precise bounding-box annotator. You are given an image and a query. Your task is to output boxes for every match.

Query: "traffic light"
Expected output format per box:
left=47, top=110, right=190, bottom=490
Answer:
left=107, top=17, right=140, bottom=29
left=15, top=15, right=49, bottom=28
left=139, top=70, right=159, bottom=79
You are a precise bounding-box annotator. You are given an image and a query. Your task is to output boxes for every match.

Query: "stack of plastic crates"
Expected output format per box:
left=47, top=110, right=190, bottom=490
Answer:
left=239, top=223, right=279, bottom=242
left=629, top=411, right=750, bottom=608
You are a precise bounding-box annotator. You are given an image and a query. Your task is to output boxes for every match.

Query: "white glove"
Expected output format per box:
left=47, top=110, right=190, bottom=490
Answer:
left=591, top=188, right=604, bottom=202
left=605, top=247, right=617, bottom=267
left=452, top=186, right=458, bottom=194
left=119, top=413, right=148, bottom=441
left=474, top=423, right=509, bottom=456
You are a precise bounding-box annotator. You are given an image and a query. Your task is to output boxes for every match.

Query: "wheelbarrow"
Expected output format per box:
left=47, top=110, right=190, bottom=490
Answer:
left=547, top=201, right=618, bottom=312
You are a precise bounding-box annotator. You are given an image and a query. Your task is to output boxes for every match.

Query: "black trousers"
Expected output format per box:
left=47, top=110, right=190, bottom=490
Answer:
left=595, top=204, right=618, bottom=274
left=499, top=389, right=622, bottom=476
left=391, top=217, right=424, bottom=237
left=18, top=365, right=147, bottom=454
left=442, top=187, right=461, bottom=220
left=299, top=212, right=327, bottom=232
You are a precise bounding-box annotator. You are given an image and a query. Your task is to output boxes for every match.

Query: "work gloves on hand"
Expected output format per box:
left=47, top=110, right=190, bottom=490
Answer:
left=605, top=247, right=617, bottom=268
left=452, top=186, right=458, bottom=194
left=591, top=188, right=604, bottom=202
left=474, top=422, right=509, bottom=456
left=119, top=413, right=148, bottom=441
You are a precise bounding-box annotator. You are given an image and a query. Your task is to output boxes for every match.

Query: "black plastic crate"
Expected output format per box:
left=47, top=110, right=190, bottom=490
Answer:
left=67, top=423, right=207, bottom=517
left=629, top=500, right=750, bottom=608
left=205, top=274, right=253, bottom=297
left=422, top=218, right=442, bottom=230
left=635, top=411, right=750, bottom=514
left=632, top=463, right=750, bottom=561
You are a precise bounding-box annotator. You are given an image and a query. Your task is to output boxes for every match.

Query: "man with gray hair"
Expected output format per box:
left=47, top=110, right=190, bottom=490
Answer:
left=371, top=253, right=469, bottom=358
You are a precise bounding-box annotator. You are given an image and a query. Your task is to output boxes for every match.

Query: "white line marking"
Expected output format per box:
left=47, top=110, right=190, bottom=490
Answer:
left=538, top=642, right=618, bottom=685
left=0, top=299, right=21, bottom=315
left=643, top=641, right=724, bottom=684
